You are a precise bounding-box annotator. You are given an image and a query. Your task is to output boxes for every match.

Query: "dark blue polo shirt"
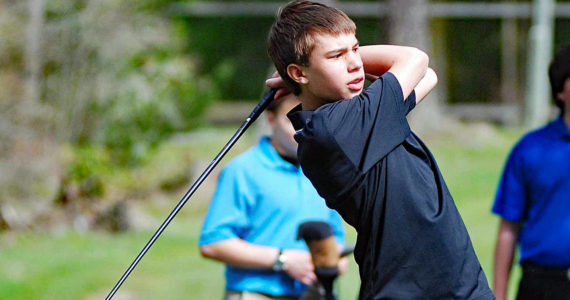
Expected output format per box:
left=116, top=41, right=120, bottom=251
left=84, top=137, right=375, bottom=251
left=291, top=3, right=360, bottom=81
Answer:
left=288, top=73, right=493, bottom=299
left=492, top=116, right=570, bottom=267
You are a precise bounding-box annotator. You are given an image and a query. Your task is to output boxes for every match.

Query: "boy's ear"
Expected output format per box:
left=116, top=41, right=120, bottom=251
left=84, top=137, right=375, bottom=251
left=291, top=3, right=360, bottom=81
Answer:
left=287, top=64, right=308, bottom=85
left=557, top=91, right=569, bottom=103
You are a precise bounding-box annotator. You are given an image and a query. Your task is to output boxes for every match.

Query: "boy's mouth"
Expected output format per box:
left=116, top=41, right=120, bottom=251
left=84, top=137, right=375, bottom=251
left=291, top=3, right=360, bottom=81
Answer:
left=348, top=77, right=364, bottom=91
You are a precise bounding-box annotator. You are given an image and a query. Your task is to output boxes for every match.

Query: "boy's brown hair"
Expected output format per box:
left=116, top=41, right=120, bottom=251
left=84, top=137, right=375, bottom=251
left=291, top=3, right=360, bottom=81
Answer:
left=267, top=0, right=356, bottom=95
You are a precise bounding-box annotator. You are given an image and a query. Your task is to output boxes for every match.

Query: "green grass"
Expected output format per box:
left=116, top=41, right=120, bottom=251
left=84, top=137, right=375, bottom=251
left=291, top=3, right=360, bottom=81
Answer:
left=0, top=124, right=525, bottom=300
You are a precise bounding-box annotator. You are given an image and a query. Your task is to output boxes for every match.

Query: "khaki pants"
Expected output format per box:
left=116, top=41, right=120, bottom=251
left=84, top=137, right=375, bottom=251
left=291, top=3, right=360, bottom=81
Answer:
left=224, top=286, right=326, bottom=300
left=224, top=291, right=299, bottom=300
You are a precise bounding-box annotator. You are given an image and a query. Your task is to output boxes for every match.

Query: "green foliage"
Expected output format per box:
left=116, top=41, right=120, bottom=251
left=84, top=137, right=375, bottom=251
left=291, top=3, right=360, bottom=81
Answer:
left=65, top=147, right=109, bottom=184
left=101, top=132, right=197, bottom=195
left=185, top=16, right=275, bottom=100
left=63, top=146, right=110, bottom=198
left=555, top=19, right=570, bottom=49
left=37, top=0, right=219, bottom=166
left=446, top=19, right=502, bottom=104
left=0, top=2, right=24, bottom=69
left=60, top=133, right=198, bottom=202
left=99, top=55, right=216, bottom=166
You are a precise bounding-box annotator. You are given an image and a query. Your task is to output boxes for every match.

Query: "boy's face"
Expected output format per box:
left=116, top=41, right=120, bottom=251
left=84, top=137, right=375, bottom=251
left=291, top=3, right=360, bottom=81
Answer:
left=301, top=33, right=364, bottom=105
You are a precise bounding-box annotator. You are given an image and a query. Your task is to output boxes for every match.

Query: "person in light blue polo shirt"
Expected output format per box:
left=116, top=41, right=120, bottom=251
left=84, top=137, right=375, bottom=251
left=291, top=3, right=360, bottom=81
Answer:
left=199, top=92, right=346, bottom=300
left=492, top=43, right=570, bottom=300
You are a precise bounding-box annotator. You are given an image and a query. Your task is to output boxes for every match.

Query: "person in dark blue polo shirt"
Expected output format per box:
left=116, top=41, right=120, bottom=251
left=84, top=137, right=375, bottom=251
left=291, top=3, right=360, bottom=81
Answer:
left=266, top=1, right=494, bottom=299
left=492, top=43, right=570, bottom=300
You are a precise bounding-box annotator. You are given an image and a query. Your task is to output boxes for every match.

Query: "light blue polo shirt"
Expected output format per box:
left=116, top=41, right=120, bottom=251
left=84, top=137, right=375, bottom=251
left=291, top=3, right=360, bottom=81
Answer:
left=493, top=115, right=570, bottom=267
left=199, top=136, right=345, bottom=296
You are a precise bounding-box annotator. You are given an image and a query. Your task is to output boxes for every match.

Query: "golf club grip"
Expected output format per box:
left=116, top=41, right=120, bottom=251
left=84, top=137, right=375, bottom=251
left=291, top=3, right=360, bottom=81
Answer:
left=248, top=88, right=277, bottom=122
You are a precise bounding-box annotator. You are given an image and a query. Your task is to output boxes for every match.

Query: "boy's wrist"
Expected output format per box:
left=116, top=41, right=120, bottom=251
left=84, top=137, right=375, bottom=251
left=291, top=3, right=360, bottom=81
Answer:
left=271, top=249, right=288, bottom=272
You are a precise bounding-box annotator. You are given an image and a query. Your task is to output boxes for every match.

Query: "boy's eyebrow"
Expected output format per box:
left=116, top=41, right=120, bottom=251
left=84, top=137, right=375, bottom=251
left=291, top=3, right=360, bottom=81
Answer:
left=325, top=42, right=360, bottom=55
left=325, top=48, right=346, bottom=55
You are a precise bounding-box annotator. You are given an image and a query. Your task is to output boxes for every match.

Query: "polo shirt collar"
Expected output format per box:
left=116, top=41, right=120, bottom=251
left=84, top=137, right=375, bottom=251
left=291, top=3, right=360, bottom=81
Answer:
left=258, top=136, right=299, bottom=171
left=552, top=114, right=570, bottom=140
left=287, top=104, right=313, bottom=131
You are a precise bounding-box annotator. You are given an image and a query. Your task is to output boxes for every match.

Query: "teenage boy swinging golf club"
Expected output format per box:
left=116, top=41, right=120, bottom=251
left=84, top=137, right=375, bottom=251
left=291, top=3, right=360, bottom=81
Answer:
left=266, top=1, right=494, bottom=299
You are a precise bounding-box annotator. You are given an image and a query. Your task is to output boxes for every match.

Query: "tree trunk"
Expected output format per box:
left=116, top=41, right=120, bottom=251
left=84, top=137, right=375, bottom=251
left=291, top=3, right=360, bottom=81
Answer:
left=386, top=0, right=446, bottom=134
left=24, top=0, right=45, bottom=104
left=524, top=0, right=555, bottom=128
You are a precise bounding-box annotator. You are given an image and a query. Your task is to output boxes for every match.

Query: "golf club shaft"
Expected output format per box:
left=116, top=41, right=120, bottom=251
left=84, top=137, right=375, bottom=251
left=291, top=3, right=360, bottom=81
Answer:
left=105, top=89, right=276, bottom=300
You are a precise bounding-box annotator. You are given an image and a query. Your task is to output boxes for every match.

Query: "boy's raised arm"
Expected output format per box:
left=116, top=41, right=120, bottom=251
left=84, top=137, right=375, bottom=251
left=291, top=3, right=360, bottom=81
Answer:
left=359, top=45, right=429, bottom=100
left=365, top=66, right=438, bottom=106
left=413, top=67, right=438, bottom=105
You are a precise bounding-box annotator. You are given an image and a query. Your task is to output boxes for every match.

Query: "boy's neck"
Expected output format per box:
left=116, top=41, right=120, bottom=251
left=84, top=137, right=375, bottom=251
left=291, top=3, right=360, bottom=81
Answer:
left=299, top=93, right=325, bottom=111
left=301, top=102, right=319, bottom=111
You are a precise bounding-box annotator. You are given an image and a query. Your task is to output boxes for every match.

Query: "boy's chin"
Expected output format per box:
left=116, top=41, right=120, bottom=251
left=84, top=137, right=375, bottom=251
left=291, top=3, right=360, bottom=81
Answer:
left=346, top=89, right=363, bottom=99
left=320, top=89, right=363, bottom=103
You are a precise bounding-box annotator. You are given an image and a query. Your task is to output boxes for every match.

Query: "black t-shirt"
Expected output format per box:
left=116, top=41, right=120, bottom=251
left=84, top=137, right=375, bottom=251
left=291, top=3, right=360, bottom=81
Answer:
left=288, top=73, right=494, bottom=299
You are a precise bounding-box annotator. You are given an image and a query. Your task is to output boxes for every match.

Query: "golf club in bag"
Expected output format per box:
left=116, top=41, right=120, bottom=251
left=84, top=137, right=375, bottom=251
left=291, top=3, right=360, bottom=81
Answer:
left=297, top=221, right=354, bottom=300
left=105, top=89, right=277, bottom=300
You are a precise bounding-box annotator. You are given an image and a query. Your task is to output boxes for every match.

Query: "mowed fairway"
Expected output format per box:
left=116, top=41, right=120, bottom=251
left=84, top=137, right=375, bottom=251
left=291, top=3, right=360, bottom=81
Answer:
left=0, top=124, right=525, bottom=300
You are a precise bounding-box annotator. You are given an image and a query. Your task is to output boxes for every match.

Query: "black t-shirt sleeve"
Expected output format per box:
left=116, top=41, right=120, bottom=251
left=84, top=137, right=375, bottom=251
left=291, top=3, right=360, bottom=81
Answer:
left=405, top=90, right=416, bottom=115
left=317, top=72, right=412, bottom=172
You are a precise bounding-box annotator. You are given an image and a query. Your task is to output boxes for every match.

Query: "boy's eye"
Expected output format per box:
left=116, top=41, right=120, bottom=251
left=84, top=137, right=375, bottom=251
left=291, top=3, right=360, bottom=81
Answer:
left=328, top=53, right=342, bottom=59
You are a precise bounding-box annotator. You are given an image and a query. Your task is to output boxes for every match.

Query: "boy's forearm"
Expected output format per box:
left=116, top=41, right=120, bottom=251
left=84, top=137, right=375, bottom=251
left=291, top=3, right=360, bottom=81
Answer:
left=359, top=46, right=394, bottom=76
left=493, top=220, right=520, bottom=300
left=359, top=45, right=428, bottom=76
left=359, top=45, right=429, bottom=99
left=413, top=68, right=438, bottom=105
left=200, top=238, right=279, bottom=268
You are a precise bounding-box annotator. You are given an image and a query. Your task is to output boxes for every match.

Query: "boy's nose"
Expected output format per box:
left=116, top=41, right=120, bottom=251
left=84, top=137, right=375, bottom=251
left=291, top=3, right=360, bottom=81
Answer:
left=347, top=52, right=363, bottom=72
